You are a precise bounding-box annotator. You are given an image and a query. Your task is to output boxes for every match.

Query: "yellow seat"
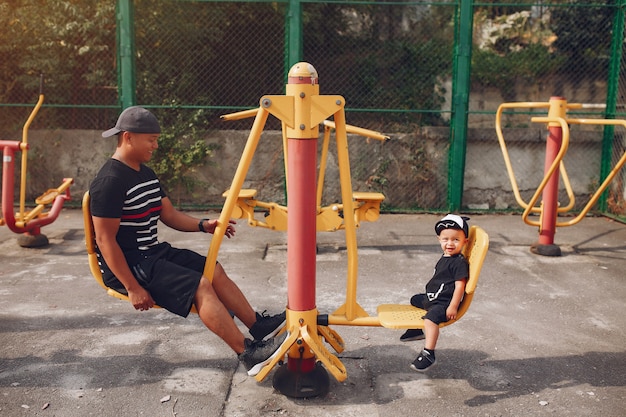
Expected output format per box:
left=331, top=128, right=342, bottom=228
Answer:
left=222, top=188, right=258, bottom=222
left=82, top=191, right=197, bottom=313
left=377, top=225, right=489, bottom=329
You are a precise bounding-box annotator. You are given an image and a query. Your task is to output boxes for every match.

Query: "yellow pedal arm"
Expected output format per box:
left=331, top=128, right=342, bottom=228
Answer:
left=317, top=325, right=345, bottom=354
left=254, top=327, right=299, bottom=382
left=299, top=324, right=347, bottom=382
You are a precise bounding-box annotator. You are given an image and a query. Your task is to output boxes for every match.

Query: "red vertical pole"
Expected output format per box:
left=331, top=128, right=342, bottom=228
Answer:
left=532, top=96, right=565, bottom=256
left=539, top=126, right=561, bottom=245
left=272, top=63, right=332, bottom=397
left=1, top=143, right=18, bottom=229
left=287, top=139, right=317, bottom=311
left=285, top=63, right=320, bottom=375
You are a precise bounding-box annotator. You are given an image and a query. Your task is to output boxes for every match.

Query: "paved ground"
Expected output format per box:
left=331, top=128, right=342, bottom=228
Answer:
left=1, top=209, right=625, bottom=416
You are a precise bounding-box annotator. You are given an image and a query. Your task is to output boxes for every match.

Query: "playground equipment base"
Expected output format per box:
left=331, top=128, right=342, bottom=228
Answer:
left=530, top=242, right=561, bottom=256
left=17, top=233, right=49, bottom=248
left=272, top=361, right=330, bottom=398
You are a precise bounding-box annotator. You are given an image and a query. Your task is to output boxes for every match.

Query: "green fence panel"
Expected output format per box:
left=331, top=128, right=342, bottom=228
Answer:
left=1, top=0, right=624, bottom=221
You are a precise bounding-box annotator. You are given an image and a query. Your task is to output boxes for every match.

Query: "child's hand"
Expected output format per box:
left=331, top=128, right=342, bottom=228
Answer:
left=446, top=306, right=459, bottom=320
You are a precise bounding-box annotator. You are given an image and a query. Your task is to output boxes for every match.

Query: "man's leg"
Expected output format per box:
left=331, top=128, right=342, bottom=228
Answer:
left=210, top=262, right=285, bottom=342
left=210, top=263, right=257, bottom=329
left=194, top=274, right=288, bottom=376
left=193, top=277, right=247, bottom=353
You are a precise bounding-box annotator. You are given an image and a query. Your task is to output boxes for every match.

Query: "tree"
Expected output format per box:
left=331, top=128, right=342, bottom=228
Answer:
left=550, top=2, right=614, bottom=79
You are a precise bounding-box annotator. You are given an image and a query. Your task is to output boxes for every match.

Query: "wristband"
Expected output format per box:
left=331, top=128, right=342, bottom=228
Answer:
left=198, top=218, right=210, bottom=232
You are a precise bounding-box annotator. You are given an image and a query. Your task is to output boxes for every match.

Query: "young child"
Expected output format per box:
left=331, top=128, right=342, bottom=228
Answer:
left=401, top=214, right=470, bottom=372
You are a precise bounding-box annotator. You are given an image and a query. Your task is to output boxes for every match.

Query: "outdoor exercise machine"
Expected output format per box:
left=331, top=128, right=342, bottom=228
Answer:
left=202, top=62, right=489, bottom=397
left=82, top=62, right=488, bottom=398
left=0, top=75, right=73, bottom=247
left=495, top=96, right=626, bottom=256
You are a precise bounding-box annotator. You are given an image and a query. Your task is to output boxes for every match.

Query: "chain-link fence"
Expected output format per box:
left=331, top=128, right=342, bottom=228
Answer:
left=1, top=0, right=625, bottom=221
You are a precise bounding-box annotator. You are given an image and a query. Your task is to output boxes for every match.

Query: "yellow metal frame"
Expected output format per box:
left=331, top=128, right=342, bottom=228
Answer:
left=203, top=85, right=490, bottom=382
left=495, top=100, right=626, bottom=228
left=207, top=98, right=390, bottom=382
left=81, top=74, right=490, bottom=384
left=220, top=113, right=388, bottom=233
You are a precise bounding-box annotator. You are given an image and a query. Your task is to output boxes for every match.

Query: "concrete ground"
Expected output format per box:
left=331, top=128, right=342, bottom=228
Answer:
left=1, top=209, right=625, bottom=416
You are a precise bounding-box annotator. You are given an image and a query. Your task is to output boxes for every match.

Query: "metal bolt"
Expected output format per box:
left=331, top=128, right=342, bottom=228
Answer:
left=336, top=100, right=341, bottom=105
left=299, top=124, right=306, bottom=130
left=262, top=98, right=272, bottom=108
left=300, top=92, right=305, bottom=98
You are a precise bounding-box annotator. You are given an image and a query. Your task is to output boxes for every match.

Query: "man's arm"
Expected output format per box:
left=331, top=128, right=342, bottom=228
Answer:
left=92, top=216, right=155, bottom=311
left=159, top=196, right=236, bottom=237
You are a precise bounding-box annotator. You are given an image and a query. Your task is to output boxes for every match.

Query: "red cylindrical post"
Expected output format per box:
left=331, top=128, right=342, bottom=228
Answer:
left=1, top=142, right=18, bottom=230
left=272, top=63, right=330, bottom=398
left=538, top=125, right=561, bottom=245
left=531, top=96, right=565, bottom=256
left=287, top=138, right=317, bottom=311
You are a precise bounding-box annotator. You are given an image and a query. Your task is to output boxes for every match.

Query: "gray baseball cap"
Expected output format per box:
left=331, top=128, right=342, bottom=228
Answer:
left=102, top=106, right=161, bottom=138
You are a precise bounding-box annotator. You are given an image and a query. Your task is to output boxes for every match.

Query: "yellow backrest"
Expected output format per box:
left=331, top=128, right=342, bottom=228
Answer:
left=82, top=191, right=108, bottom=290
left=462, top=225, right=489, bottom=294
left=448, top=225, right=489, bottom=324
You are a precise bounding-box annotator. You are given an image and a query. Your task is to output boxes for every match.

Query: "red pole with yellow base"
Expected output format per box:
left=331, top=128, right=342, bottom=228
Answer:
left=207, top=62, right=348, bottom=397
left=271, top=63, right=330, bottom=397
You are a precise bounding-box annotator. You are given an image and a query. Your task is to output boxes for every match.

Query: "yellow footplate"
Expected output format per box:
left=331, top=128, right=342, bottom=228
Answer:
left=377, top=304, right=427, bottom=329
left=35, top=189, right=60, bottom=205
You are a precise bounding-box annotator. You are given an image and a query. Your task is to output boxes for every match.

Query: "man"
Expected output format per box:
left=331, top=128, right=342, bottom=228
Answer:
left=90, top=106, right=285, bottom=376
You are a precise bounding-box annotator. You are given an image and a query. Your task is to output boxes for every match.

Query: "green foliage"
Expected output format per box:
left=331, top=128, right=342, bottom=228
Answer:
left=472, top=8, right=563, bottom=99
left=0, top=0, right=116, bottom=104
left=473, top=44, right=564, bottom=100
left=135, top=0, right=284, bottom=107
left=148, top=109, right=217, bottom=207
left=550, top=3, right=613, bottom=78
left=472, top=4, right=613, bottom=97
left=303, top=3, right=455, bottom=129
left=2, top=0, right=619, bottom=134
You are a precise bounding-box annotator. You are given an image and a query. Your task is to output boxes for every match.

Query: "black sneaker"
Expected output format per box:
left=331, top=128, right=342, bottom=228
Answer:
left=400, top=329, right=425, bottom=342
left=239, top=332, right=288, bottom=376
left=249, top=310, right=286, bottom=341
left=410, top=349, right=436, bottom=372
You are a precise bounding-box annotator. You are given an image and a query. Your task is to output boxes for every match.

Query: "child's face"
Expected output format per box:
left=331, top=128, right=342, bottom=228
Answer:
left=437, top=228, right=467, bottom=256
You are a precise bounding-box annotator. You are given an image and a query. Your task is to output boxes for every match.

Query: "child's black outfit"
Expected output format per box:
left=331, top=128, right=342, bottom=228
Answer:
left=403, top=253, right=469, bottom=370
left=410, top=253, right=469, bottom=325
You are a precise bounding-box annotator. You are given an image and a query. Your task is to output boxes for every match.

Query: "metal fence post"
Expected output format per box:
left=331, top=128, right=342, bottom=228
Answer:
left=447, top=0, right=473, bottom=212
left=117, top=0, right=136, bottom=109
left=600, top=0, right=625, bottom=212
left=284, top=0, right=303, bottom=83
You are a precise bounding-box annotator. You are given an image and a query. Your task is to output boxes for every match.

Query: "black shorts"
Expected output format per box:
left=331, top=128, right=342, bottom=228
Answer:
left=104, top=242, right=206, bottom=317
left=410, top=293, right=449, bottom=325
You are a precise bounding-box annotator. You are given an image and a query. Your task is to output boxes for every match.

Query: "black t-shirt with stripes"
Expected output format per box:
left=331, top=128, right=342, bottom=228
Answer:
left=89, top=159, right=166, bottom=269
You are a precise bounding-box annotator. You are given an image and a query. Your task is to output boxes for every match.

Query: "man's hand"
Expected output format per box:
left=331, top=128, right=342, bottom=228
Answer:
left=205, top=219, right=237, bottom=238
left=128, top=287, right=155, bottom=311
